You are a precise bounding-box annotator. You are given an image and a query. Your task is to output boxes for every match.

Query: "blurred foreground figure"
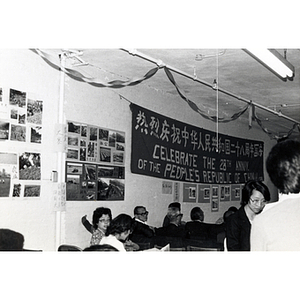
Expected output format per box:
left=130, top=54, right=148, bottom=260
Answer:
left=0, top=228, right=24, bottom=251
left=251, top=140, right=300, bottom=251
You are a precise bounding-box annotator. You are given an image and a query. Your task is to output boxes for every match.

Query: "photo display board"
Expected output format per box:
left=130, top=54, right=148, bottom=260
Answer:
left=66, top=121, right=125, bottom=201
left=0, top=87, right=42, bottom=199
left=131, top=103, right=264, bottom=185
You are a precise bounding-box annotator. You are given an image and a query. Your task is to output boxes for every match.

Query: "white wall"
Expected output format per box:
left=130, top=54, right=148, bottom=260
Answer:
left=0, top=49, right=277, bottom=251
left=0, top=49, right=60, bottom=250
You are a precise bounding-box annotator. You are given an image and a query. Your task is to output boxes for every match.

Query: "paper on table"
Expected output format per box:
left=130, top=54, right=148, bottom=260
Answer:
left=160, top=244, right=170, bottom=251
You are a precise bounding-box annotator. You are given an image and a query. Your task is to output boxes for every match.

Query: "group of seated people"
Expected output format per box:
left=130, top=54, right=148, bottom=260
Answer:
left=0, top=202, right=236, bottom=252
left=81, top=202, right=237, bottom=251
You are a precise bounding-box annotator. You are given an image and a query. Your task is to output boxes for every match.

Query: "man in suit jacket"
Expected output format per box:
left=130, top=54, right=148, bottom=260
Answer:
left=155, top=210, right=187, bottom=248
left=130, top=206, right=155, bottom=248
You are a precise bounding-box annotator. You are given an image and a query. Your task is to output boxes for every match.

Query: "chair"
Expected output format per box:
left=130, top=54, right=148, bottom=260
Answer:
left=184, top=237, right=224, bottom=251
left=186, top=245, right=221, bottom=251
left=57, top=244, right=82, bottom=251
left=170, top=247, right=186, bottom=251
left=23, top=249, right=43, bottom=251
left=154, top=235, right=184, bottom=248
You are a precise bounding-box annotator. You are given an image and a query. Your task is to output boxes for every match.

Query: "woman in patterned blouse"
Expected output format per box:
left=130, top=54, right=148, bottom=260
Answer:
left=90, top=207, right=112, bottom=245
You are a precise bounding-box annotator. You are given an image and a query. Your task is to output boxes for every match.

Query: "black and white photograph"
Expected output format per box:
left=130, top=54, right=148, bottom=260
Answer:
left=0, top=121, right=9, bottom=140
left=27, top=99, right=43, bottom=124
left=30, top=126, right=42, bottom=143
left=68, top=121, right=81, bottom=134
left=9, top=88, right=26, bottom=107
left=24, top=185, right=40, bottom=197
left=10, top=124, right=26, bottom=142
left=19, top=152, right=41, bottom=180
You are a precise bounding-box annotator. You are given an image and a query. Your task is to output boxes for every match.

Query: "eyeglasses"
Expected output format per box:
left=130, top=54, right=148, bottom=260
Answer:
left=99, top=219, right=110, bottom=223
left=250, top=197, right=266, bottom=205
left=137, top=211, right=148, bottom=216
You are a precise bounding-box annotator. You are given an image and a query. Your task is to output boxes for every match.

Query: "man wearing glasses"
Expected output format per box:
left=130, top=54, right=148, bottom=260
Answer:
left=130, top=206, right=155, bottom=248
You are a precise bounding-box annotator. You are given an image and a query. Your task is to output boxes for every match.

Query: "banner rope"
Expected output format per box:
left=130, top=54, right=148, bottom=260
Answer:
left=164, top=67, right=250, bottom=123
left=32, top=49, right=160, bottom=88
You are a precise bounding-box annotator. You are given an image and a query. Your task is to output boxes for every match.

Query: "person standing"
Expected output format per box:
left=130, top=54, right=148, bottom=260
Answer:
left=226, top=180, right=270, bottom=251
left=251, top=139, right=300, bottom=251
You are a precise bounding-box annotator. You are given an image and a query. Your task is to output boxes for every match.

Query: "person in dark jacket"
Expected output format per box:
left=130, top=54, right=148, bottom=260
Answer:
left=130, top=206, right=155, bottom=248
left=185, top=206, right=210, bottom=240
left=162, top=202, right=186, bottom=228
left=226, top=180, right=270, bottom=251
left=155, top=212, right=186, bottom=238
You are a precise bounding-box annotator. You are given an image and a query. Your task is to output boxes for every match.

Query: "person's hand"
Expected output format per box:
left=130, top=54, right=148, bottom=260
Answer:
left=124, top=240, right=140, bottom=251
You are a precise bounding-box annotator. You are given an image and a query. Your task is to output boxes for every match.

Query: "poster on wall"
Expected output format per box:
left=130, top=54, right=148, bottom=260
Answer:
left=198, top=184, right=211, bottom=203
left=66, top=121, right=125, bottom=201
left=231, top=184, right=242, bottom=202
left=162, top=181, right=172, bottom=194
left=131, top=103, right=264, bottom=185
left=220, top=185, right=231, bottom=201
left=211, top=185, right=219, bottom=212
left=183, top=183, right=197, bottom=203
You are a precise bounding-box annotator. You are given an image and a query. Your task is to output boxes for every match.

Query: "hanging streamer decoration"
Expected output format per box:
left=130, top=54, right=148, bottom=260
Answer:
left=253, top=105, right=298, bottom=140
left=163, top=67, right=250, bottom=123
left=31, top=49, right=160, bottom=88
left=33, top=48, right=299, bottom=139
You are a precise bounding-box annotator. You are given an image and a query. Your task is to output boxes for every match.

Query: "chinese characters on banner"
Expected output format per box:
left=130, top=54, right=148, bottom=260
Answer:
left=130, top=103, right=264, bottom=185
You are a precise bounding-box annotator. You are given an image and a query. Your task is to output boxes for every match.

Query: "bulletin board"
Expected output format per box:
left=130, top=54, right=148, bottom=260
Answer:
left=65, top=121, right=125, bottom=201
left=0, top=87, right=42, bottom=199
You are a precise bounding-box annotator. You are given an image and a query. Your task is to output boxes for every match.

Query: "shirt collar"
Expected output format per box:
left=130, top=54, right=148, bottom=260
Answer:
left=278, top=192, right=300, bottom=202
left=135, top=218, right=147, bottom=225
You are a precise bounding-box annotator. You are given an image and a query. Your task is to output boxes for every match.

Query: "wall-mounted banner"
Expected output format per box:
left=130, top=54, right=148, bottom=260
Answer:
left=131, top=103, right=264, bottom=184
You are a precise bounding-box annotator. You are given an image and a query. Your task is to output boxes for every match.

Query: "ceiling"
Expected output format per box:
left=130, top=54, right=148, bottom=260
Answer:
left=52, top=48, right=300, bottom=140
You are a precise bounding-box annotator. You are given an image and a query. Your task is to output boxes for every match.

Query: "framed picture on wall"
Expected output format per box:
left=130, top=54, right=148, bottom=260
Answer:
left=183, top=183, right=197, bottom=203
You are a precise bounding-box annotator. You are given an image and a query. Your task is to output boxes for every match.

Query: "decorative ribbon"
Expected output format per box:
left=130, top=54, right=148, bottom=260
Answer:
left=32, top=48, right=159, bottom=88
left=253, top=106, right=298, bottom=140
left=33, top=48, right=298, bottom=139
left=164, top=67, right=250, bottom=123
left=248, top=103, right=253, bottom=129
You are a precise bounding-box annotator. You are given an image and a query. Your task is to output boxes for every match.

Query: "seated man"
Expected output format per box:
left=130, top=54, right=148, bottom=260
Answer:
left=185, top=207, right=210, bottom=240
left=130, top=206, right=155, bottom=248
left=162, top=202, right=185, bottom=228
left=155, top=210, right=187, bottom=248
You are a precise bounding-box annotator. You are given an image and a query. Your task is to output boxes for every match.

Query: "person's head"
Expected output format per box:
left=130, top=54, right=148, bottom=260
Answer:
left=168, top=210, right=183, bottom=225
left=92, top=207, right=112, bottom=232
left=228, top=206, right=238, bottom=213
left=106, top=213, right=134, bottom=242
left=223, top=210, right=235, bottom=223
left=83, top=244, right=118, bottom=251
left=167, top=202, right=181, bottom=219
left=241, top=180, right=271, bottom=214
left=168, top=202, right=181, bottom=211
left=134, top=206, right=149, bottom=222
left=266, top=139, right=300, bottom=194
left=0, top=228, right=24, bottom=251
left=190, top=207, right=204, bottom=222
